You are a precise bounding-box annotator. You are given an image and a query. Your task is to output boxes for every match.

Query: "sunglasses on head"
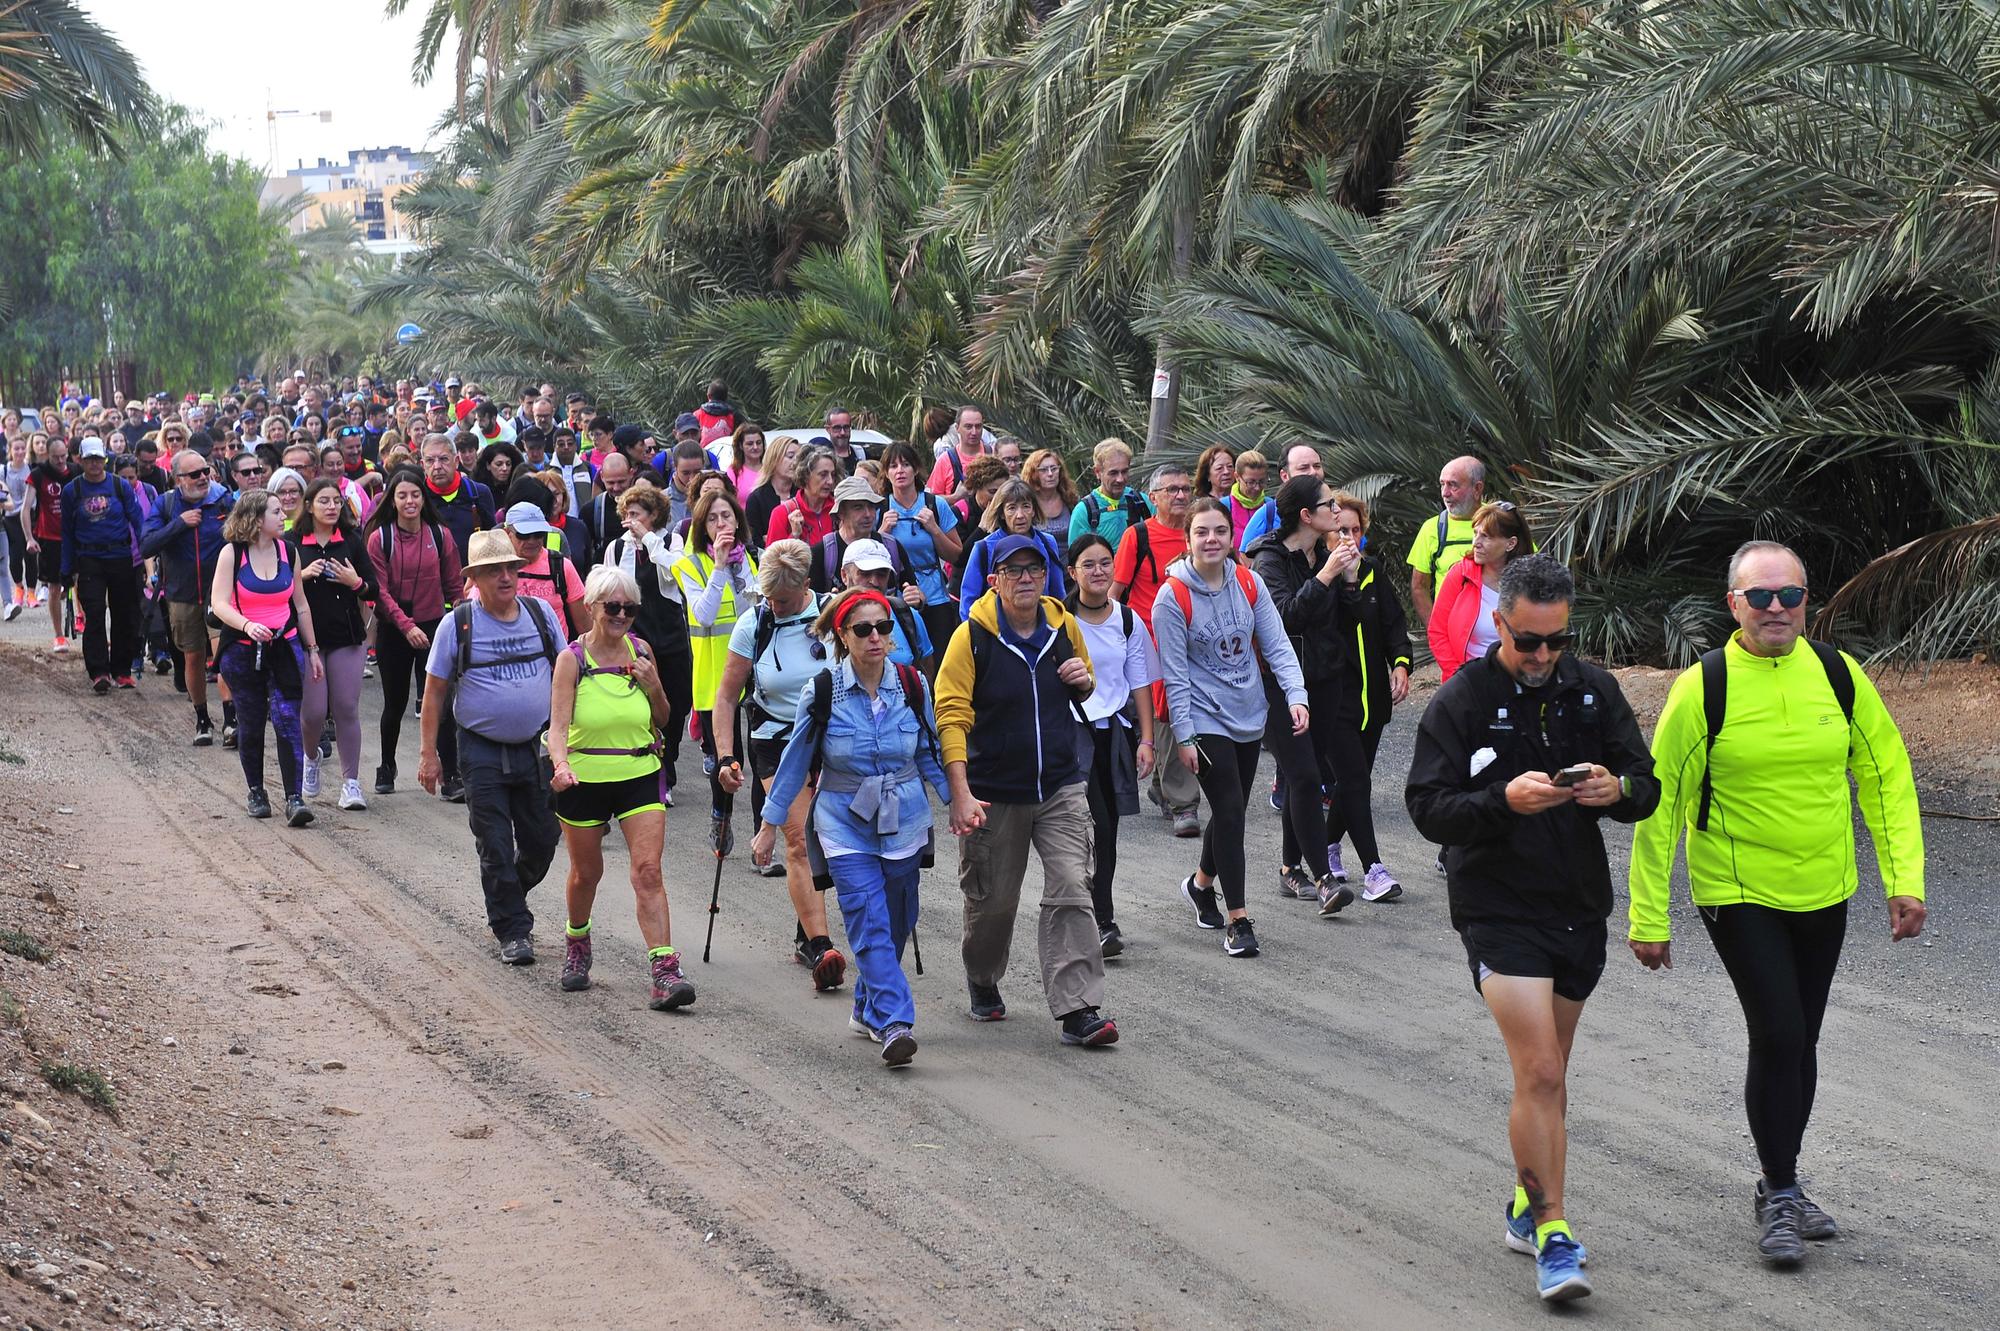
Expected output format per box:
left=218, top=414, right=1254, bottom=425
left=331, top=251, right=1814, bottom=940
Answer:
left=1499, top=614, right=1575, bottom=654
left=598, top=601, right=641, bottom=618
left=1736, top=585, right=1806, bottom=611
left=845, top=618, right=893, bottom=638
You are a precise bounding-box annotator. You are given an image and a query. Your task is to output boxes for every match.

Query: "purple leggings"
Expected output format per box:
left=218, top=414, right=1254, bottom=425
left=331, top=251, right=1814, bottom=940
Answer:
left=218, top=639, right=306, bottom=800
left=303, top=644, right=366, bottom=781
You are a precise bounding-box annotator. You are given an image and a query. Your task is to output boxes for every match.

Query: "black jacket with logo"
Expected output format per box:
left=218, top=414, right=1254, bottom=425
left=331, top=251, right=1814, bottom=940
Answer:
left=1405, top=646, right=1658, bottom=930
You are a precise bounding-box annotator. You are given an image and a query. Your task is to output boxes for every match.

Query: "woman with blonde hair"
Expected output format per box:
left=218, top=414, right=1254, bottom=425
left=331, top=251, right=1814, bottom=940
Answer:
left=744, top=433, right=801, bottom=552
left=673, top=487, right=760, bottom=852
left=712, top=538, right=845, bottom=990
left=548, top=562, right=695, bottom=1010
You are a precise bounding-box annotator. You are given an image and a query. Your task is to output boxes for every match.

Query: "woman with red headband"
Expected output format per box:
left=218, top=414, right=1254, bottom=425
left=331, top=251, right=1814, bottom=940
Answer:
left=761, top=586, right=951, bottom=1067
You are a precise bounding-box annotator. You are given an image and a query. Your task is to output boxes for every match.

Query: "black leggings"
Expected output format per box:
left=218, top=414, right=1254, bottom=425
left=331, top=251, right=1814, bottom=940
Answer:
left=1083, top=724, right=1126, bottom=926
left=375, top=616, right=454, bottom=777
left=1260, top=676, right=1330, bottom=881
left=1699, top=900, right=1848, bottom=1190
left=1193, top=736, right=1262, bottom=912
left=1315, top=704, right=1386, bottom=869
left=3, top=515, right=34, bottom=591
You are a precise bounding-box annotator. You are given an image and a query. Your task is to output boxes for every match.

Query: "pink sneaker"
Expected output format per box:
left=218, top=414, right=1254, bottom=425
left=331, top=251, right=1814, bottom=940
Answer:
left=648, top=952, right=695, bottom=1010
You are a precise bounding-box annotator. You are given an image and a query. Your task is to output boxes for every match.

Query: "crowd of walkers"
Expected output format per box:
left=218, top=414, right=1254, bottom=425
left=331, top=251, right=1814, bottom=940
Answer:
left=0, top=380, right=1931, bottom=1307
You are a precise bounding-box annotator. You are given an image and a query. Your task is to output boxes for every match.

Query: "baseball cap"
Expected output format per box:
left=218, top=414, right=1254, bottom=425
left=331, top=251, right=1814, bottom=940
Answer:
left=502, top=501, right=553, bottom=536
left=445, top=375, right=462, bottom=388
left=78, top=437, right=108, bottom=459
left=673, top=411, right=701, bottom=435
left=832, top=476, right=880, bottom=507
left=610, top=423, right=650, bottom=451
left=841, top=539, right=894, bottom=573
left=989, top=534, right=1045, bottom=569
left=454, top=399, right=478, bottom=423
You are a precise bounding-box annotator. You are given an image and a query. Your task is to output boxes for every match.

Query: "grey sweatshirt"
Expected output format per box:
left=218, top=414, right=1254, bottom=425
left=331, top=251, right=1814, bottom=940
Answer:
left=1152, top=556, right=1308, bottom=745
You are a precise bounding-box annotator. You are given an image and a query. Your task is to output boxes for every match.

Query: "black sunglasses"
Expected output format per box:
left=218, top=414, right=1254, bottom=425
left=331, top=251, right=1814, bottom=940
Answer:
left=178, top=466, right=212, bottom=479
left=598, top=601, right=641, bottom=618
left=1499, top=614, right=1575, bottom=654
left=237, top=464, right=267, bottom=477
left=1736, top=585, right=1806, bottom=611
left=845, top=619, right=893, bottom=638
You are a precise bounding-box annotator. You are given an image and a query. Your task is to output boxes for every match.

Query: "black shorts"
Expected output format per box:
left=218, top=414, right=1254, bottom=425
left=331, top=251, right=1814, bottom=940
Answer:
left=554, top=770, right=665, bottom=827
left=749, top=733, right=792, bottom=777
left=37, top=539, right=66, bottom=585
left=1460, top=919, right=1608, bottom=1003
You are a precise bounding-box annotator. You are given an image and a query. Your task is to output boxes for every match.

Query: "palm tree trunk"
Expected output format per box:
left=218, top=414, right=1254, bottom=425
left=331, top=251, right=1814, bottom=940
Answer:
left=1144, top=203, right=1194, bottom=457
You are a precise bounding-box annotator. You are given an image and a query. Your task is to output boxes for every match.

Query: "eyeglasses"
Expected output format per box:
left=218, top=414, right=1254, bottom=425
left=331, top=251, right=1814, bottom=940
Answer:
left=845, top=619, right=893, bottom=638
left=598, top=601, right=641, bottom=618
left=1156, top=484, right=1193, bottom=497
left=1735, top=585, right=1806, bottom=610
left=995, top=564, right=1046, bottom=580
left=236, top=464, right=267, bottom=477
left=1498, top=614, right=1575, bottom=654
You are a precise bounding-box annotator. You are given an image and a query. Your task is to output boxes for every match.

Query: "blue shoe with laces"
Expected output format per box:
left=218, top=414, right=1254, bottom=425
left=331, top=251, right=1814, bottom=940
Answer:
left=1536, top=1231, right=1592, bottom=1302
left=1505, top=1202, right=1589, bottom=1264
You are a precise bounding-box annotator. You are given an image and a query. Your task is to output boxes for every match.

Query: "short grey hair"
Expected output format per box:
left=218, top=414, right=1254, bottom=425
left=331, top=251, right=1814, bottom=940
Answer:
left=1497, top=553, right=1574, bottom=614
left=583, top=563, right=641, bottom=605
left=1148, top=461, right=1190, bottom=492
left=760, top=538, right=812, bottom=596
left=1727, top=539, right=1806, bottom=590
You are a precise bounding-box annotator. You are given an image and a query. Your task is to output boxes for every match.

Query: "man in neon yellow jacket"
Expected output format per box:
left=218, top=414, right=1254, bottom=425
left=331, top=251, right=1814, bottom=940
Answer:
left=1627, top=540, right=1926, bottom=1269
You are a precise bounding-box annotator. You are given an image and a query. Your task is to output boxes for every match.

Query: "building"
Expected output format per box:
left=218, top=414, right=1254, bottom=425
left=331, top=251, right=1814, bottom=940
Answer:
left=262, top=146, right=436, bottom=256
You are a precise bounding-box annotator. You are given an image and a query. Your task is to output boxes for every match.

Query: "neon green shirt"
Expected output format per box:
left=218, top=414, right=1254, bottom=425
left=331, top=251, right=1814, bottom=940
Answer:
left=1406, top=511, right=1476, bottom=584
left=1627, top=632, right=1925, bottom=942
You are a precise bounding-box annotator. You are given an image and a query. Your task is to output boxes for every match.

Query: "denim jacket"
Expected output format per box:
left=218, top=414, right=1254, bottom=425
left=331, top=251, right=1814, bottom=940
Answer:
left=762, top=659, right=950, bottom=861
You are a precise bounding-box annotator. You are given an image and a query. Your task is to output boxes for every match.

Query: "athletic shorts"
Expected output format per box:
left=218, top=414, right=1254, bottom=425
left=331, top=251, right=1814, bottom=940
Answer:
left=749, top=734, right=791, bottom=777
left=38, top=540, right=66, bottom=586
left=1460, top=919, right=1608, bottom=1003
left=168, top=601, right=212, bottom=657
left=554, top=770, right=665, bottom=827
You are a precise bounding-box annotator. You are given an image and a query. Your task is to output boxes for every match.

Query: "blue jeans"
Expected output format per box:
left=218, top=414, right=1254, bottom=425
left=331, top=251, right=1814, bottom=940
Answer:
left=829, top=851, right=921, bottom=1031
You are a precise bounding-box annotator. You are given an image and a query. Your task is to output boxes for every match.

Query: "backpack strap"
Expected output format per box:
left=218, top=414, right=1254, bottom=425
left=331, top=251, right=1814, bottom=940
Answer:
left=1083, top=491, right=1105, bottom=530
left=1807, top=639, right=1857, bottom=728
left=821, top=533, right=842, bottom=588
left=1694, top=646, right=1728, bottom=832
left=947, top=448, right=965, bottom=489
left=896, top=661, right=941, bottom=765
left=1131, top=519, right=1155, bottom=583
left=1430, top=509, right=1452, bottom=581
left=454, top=599, right=475, bottom=678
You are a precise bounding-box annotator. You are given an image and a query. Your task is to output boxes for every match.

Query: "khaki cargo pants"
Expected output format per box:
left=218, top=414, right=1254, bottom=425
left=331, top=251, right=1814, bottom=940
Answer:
left=958, top=781, right=1105, bottom=1019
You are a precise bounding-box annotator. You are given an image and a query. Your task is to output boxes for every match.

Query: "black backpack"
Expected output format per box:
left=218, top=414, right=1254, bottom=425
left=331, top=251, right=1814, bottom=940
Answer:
left=1080, top=487, right=1151, bottom=533
left=453, top=595, right=560, bottom=678
left=1693, top=639, right=1855, bottom=831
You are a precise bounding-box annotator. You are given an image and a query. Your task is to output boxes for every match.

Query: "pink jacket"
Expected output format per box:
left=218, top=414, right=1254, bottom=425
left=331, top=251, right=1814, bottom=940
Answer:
left=1428, top=554, right=1486, bottom=681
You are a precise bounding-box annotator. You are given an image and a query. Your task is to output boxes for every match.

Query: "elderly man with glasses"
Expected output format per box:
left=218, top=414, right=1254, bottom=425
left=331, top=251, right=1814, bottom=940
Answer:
left=141, top=449, right=236, bottom=745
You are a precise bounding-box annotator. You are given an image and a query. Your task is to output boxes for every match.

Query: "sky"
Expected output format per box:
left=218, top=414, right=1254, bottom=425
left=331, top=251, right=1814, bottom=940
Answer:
left=81, top=0, right=460, bottom=173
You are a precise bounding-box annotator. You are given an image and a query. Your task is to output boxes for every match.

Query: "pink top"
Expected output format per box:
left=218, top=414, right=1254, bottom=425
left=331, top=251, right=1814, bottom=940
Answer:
left=233, top=542, right=297, bottom=638
left=926, top=446, right=985, bottom=497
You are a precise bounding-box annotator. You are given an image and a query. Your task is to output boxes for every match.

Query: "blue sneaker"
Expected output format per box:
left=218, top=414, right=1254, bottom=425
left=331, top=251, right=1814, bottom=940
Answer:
left=1505, top=1203, right=1589, bottom=1264
left=1536, top=1232, right=1591, bottom=1302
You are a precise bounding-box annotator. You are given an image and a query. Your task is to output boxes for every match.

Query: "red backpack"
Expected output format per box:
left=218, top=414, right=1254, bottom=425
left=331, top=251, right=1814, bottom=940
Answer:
left=1163, top=563, right=1259, bottom=622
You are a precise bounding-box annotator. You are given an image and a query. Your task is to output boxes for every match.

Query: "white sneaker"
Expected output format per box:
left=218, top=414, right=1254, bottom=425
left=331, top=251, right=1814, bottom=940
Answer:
left=1360, top=863, right=1403, bottom=902
left=301, top=761, right=321, bottom=799
left=338, top=779, right=367, bottom=811
left=2, top=602, right=19, bottom=622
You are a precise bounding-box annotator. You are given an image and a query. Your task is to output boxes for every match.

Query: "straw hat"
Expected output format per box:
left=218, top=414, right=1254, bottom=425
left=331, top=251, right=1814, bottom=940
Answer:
left=463, top=528, right=526, bottom=572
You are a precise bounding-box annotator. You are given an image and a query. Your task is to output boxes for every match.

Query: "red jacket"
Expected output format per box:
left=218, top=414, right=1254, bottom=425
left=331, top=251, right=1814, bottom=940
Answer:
left=1428, top=554, right=1487, bottom=681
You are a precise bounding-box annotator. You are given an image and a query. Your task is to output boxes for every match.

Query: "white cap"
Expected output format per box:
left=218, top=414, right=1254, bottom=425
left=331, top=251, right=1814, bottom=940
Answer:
left=841, top=538, right=893, bottom=573
left=503, top=501, right=554, bottom=535
left=78, top=437, right=108, bottom=459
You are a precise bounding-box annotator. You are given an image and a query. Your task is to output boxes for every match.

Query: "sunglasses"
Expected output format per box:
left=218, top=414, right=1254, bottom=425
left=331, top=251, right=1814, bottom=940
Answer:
left=845, top=619, right=893, bottom=638
left=1499, top=615, right=1575, bottom=654
left=598, top=601, right=641, bottom=618
left=178, top=466, right=212, bottom=479
left=1736, top=585, right=1807, bottom=611
left=237, top=463, right=267, bottom=475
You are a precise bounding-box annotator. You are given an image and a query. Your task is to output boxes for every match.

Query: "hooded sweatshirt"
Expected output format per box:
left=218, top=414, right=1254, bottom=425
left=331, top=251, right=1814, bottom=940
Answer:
left=1150, top=556, right=1306, bottom=744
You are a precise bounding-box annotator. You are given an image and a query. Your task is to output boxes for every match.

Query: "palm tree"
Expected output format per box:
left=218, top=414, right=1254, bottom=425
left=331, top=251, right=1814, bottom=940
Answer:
left=0, top=0, right=151, bottom=157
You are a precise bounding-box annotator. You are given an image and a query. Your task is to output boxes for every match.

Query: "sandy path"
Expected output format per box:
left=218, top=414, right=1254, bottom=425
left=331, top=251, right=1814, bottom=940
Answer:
left=3, top=636, right=1993, bottom=1330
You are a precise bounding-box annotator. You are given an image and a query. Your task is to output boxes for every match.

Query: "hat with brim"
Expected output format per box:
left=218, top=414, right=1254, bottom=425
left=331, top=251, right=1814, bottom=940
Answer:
left=841, top=538, right=894, bottom=574
left=78, top=437, right=108, bottom=459
left=463, top=529, right=527, bottom=572
left=832, top=475, right=880, bottom=507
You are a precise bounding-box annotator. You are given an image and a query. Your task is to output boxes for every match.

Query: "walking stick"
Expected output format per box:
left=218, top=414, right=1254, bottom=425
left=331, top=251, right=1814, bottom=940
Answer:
left=911, top=926, right=923, bottom=976
left=701, top=782, right=733, bottom=963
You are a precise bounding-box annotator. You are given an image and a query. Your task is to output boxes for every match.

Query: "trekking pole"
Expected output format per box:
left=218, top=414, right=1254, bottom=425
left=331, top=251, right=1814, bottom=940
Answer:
left=911, top=926, right=923, bottom=976
left=701, top=782, right=733, bottom=964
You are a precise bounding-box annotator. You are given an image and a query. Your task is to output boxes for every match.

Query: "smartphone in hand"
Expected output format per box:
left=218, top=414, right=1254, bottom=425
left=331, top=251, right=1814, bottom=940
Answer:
left=1552, top=763, right=1595, bottom=788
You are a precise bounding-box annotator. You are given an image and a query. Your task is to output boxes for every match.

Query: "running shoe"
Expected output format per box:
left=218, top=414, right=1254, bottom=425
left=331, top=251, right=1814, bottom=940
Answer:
left=1316, top=874, right=1354, bottom=915
left=91, top=674, right=111, bottom=694
left=52, top=637, right=68, bottom=653
left=301, top=761, right=320, bottom=799
left=245, top=787, right=272, bottom=819
left=284, top=796, right=315, bottom=828
left=318, top=736, right=334, bottom=761
left=848, top=1009, right=873, bottom=1038
left=752, top=855, right=785, bottom=879
left=222, top=722, right=238, bottom=750
left=373, top=765, right=396, bottom=795
left=967, top=983, right=1007, bottom=1022
left=794, top=936, right=846, bottom=992
left=1505, top=1203, right=1590, bottom=1264
left=648, top=952, right=696, bottom=1010
left=708, top=810, right=734, bottom=857
left=1757, top=1188, right=1808, bottom=1265
left=153, top=654, right=173, bottom=675
left=192, top=718, right=214, bottom=747
left=877, top=1023, right=917, bottom=1067
left=441, top=777, right=465, bottom=803
left=1433, top=850, right=1446, bottom=876
left=1360, top=863, right=1403, bottom=902
left=560, top=934, right=592, bottom=991
left=1536, top=1232, right=1591, bottom=1301
left=338, top=779, right=368, bottom=811
left=1059, top=1007, right=1119, bottom=1047
left=1099, top=922, right=1124, bottom=958
left=1181, top=873, right=1225, bottom=930
left=1223, top=917, right=1260, bottom=957
left=1756, top=1178, right=1838, bottom=1242
left=1325, top=842, right=1348, bottom=883
left=1278, top=865, right=1314, bottom=900
left=1268, top=779, right=1282, bottom=812
left=1, top=602, right=18, bottom=623
left=1171, top=808, right=1201, bottom=838
left=499, top=936, right=536, bottom=965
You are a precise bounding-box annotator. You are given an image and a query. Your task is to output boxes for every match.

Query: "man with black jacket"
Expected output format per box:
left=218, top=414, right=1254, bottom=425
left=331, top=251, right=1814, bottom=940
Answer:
left=139, top=451, right=233, bottom=745
left=1405, top=554, right=1657, bottom=1306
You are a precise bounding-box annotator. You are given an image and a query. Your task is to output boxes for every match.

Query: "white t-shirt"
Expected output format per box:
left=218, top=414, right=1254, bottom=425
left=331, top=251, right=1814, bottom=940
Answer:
left=1073, top=600, right=1161, bottom=726
left=1466, top=581, right=1502, bottom=657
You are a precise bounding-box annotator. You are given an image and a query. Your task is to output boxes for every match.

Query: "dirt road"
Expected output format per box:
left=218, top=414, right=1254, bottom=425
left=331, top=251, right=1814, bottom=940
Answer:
left=3, top=633, right=1994, bottom=1330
